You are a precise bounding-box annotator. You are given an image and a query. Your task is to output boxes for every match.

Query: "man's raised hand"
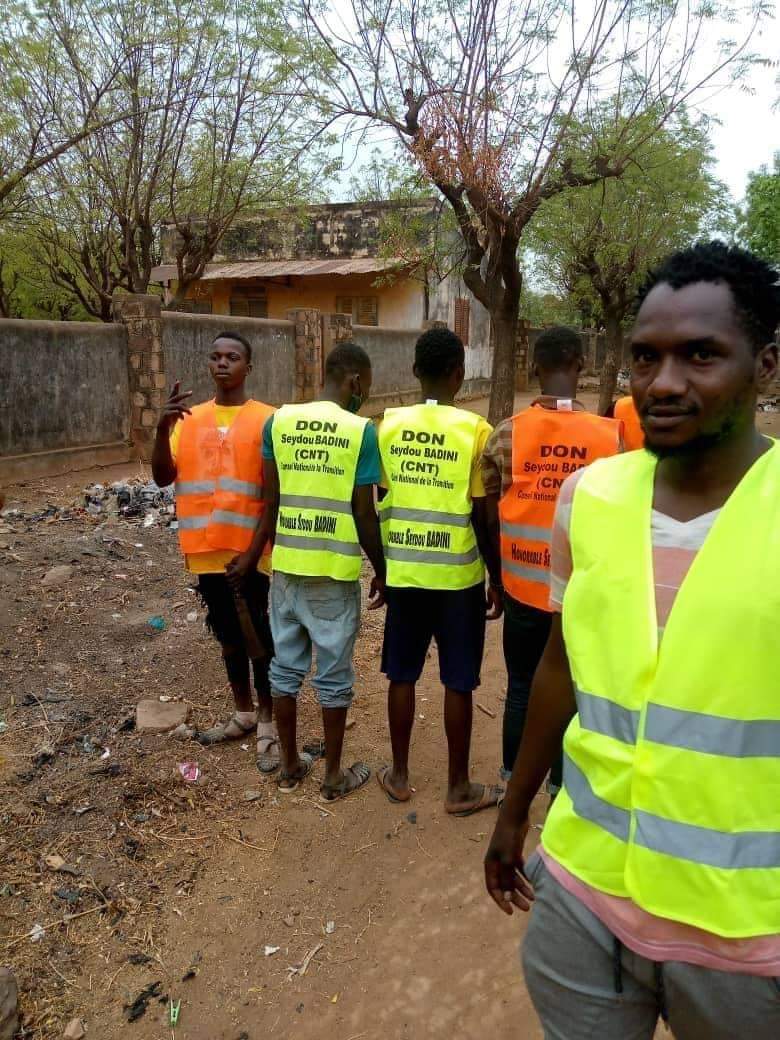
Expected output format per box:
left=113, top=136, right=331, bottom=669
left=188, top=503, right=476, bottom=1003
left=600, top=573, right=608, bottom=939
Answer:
left=157, top=381, right=193, bottom=430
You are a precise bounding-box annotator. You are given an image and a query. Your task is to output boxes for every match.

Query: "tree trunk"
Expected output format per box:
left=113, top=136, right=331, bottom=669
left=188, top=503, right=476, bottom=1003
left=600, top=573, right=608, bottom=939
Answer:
left=487, top=300, right=520, bottom=426
left=598, top=309, right=624, bottom=415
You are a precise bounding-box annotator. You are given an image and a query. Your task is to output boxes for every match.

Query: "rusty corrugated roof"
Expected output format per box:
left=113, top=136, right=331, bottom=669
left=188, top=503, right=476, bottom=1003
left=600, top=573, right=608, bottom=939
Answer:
left=150, top=258, right=408, bottom=282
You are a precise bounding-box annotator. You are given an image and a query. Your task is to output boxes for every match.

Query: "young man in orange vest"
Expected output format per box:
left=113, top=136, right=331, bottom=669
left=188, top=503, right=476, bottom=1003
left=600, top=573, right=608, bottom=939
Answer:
left=614, top=394, right=645, bottom=449
left=151, top=331, right=280, bottom=773
left=482, top=326, right=621, bottom=794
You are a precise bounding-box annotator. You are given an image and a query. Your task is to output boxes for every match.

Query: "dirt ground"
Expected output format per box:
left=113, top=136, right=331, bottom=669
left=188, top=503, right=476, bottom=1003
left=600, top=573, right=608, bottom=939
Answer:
left=1, top=391, right=777, bottom=1039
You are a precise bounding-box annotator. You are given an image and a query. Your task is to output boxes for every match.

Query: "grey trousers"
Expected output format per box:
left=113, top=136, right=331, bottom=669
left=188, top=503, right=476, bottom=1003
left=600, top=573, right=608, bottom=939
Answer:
left=521, top=853, right=780, bottom=1040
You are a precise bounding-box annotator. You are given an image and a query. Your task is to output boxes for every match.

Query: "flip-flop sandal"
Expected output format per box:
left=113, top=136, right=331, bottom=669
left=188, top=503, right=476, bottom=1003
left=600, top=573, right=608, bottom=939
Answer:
left=196, top=713, right=256, bottom=746
left=320, top=762, right=371, bottom=803
left=277, top=751, right=314, bottom=794
left=256, top=722, right=280, bottom=774
left=445, top=783, right=505, bottom=818
left=376, top=765, right=411, bottom=804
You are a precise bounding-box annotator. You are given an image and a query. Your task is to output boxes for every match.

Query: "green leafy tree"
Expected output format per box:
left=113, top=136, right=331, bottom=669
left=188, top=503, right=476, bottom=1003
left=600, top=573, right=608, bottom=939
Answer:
left=296, top=0, right=767, bottom=423
left=526, top=112, right=727, bottom=412
left=738, top=154, right=780, bottom=264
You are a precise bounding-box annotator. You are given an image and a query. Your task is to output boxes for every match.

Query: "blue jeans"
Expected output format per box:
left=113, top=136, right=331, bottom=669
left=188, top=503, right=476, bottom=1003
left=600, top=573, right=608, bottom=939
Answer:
left=269, top=572, right=361, bottom=709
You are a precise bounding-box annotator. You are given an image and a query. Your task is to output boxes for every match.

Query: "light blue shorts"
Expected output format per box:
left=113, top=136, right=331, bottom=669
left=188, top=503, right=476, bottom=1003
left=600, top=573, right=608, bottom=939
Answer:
left=268, top=572, right=361, bottom=709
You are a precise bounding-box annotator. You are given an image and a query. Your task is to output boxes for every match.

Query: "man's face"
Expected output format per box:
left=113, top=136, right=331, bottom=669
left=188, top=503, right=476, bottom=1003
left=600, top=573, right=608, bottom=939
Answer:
left=208, top=338, right=249, bottom=391
left=629, top=281, right=774, bottom=457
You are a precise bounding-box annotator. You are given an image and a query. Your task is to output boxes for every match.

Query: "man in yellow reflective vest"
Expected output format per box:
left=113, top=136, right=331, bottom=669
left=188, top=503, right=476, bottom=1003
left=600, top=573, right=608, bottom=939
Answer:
left=376, top=327, right=504, bottom=816
left=484, top=242, right=780, bottom=1038
left=256, top=342, right=385, bottom=801
left=151, top=331, right=279, bottom=772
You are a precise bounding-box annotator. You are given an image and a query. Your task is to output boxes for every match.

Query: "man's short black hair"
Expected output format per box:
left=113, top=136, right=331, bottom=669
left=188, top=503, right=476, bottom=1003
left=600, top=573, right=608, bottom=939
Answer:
left=414, top=326, right=464, bottom=378
left=325, top=341, right=372, bottom=380
left=533, top=326, right=584, bottom=370
left=213, top=330, right=252, bottom=362
left=635, top=241, right=780, bottom=352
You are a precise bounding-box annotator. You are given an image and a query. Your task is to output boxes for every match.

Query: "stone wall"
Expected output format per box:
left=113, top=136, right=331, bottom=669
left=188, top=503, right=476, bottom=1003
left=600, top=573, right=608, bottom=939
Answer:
left=0, top=319, right=130, bottom=481
left=161, top=311, right=296, bottom=407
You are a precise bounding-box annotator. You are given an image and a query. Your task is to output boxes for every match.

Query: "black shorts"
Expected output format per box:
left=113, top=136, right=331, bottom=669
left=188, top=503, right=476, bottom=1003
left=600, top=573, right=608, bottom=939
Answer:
left=381, top=582, right=486, bottom=693
left=196, top=571, right=273, bottom=656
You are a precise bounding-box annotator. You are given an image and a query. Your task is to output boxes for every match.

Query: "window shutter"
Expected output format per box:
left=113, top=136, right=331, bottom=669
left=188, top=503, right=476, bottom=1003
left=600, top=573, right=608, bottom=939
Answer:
left=356, top=296, right=378, bottom=326
left=335, top=296, right=353, bottom=316
left=454, top=297, right=470, bottom=345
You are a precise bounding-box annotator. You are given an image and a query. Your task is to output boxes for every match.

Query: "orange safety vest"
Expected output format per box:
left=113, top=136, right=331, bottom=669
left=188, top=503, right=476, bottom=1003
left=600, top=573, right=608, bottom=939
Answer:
left=614, top=395, right=644, bottom=450
left=174, top=399, right=275, bottom=556
left=499, top=404, right=621, bottom=610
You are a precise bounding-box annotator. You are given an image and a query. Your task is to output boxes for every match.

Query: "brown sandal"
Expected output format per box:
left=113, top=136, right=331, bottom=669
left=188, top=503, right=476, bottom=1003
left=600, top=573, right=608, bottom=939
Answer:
left=445, top=783, right=504, bottom=817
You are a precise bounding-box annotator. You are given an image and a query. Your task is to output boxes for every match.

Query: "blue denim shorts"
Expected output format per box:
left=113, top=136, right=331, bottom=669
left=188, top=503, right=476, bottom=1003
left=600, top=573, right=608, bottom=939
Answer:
left=268, top=572, right=361, bottom=709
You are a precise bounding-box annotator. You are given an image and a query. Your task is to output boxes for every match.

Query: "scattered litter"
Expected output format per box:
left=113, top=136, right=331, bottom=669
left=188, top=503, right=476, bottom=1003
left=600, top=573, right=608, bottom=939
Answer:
left=243, top=789, right=263, bottom=803
left=186, top=611, right=198, bottom=623
left=758, top=395, right=778, bottom=413
left=169, top=999, right=181, bottom=1027
left=406, top=811, right=417, bottom=825
left=54, top=888, right=81, bottom=905
left=263, top=945, right=280, bottom=957
left=73, top=805, right=94, bottom=816
left=83, top=479, right=175, bottom=524
left=100, top=748, right=111, bottom=760
left=177, top=762, right=200, bottom=783
left=240, top=743, right=250, bottom=752
left=324, top=920, right=335, bottom=935
left=418, top=714, right=425, bottom=720
left=63, top=1018, right=86, bottom=1040
left=0, top=718, right=6, bottom=734
left=124, top=980, right=163, bottom=1022
left=147, top=615, right=166, bottom=632
left=288, top=942, right=324, bottom=978
left=43, top=854, right=79, bottom=876
left=170, top=722, right=197, bottom=740
left=159, top=695, right=172, bottom=703
left=29, top=923, right=46, bottom=942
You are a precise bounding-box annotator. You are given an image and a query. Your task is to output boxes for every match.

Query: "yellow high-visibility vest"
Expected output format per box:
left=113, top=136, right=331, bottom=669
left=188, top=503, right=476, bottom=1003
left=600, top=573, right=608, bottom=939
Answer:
left=271, top=401, right=367, bottom=581
left=379, top=403, right=484, bottom=590
left=543, top=442, right=780, bottom=937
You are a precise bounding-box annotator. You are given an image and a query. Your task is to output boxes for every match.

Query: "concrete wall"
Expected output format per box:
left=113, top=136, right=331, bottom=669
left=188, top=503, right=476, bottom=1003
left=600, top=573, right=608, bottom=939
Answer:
left=352, top=325, right=418, bottom=412
left=429, top=273, right=491, bottom=394
left=0, top=319, right=130, bottom=479
left=161, top=312, right=296, bottom=407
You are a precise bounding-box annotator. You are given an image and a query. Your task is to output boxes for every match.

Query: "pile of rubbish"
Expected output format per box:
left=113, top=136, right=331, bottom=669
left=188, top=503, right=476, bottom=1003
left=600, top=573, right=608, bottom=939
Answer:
left=83, top=479, right=176, bottom=527
left=757, top=395, right=778, bottom=413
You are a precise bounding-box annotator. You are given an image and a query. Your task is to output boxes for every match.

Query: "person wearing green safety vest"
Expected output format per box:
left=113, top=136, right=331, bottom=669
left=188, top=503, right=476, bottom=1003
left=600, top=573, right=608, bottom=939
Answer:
left=484, top=242, right=780, bottom=1040
left=256, top=342, right=386, bottom=802
left=376, top=326, right=505, bottom=817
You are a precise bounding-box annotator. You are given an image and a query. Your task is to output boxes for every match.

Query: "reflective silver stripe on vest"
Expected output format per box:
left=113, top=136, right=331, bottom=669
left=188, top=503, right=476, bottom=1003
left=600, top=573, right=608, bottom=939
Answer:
left=178, top=515, right=209, bottom=530
left=380, top=506, right=471, bottom=528
left=563, top=754, right=630, bottom=843
left=577, top=688, right=640, bottom=745
left=279, top=494, right=352, bottom=515
left=500, top=521, right=552, bottom=541
left=176, top=480, right=216, bottom=495
left=210, top=510, right=257, bottom=529
left=384, top=545, right=480, bottom=567
left=634, top=810, right=780, bottom=870
left=218, top=477, right=262, bottom=498
left=501, top=559, right=550, bottom=586
left=645, top=704, right=780, bottom=759
left=274, top=533, right=362, bottom=557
